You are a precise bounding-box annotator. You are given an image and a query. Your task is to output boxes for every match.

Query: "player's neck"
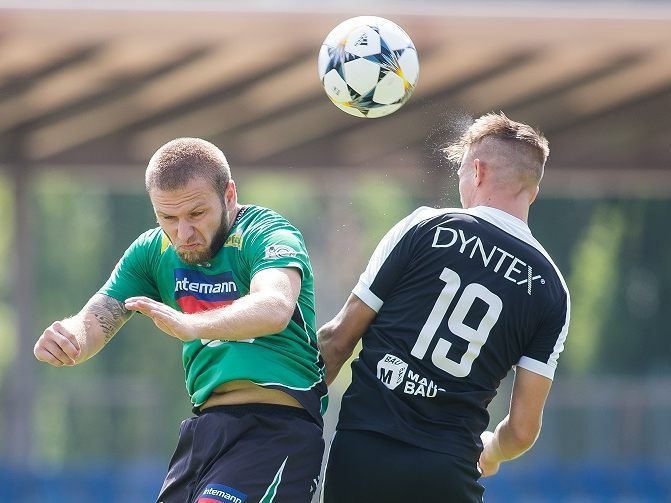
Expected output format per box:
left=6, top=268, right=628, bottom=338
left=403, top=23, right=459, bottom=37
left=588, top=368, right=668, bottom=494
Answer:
left=226, top=204, right=243, bottom=232
left=471, top=194, right=530, bottom=224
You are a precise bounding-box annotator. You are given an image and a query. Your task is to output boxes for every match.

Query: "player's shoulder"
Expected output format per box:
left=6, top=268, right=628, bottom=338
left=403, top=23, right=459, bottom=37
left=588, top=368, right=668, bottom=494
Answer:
left=128, top=227, right=165, bottom=252
left=403, top=205, right=480, bottom=223
left=116, top=227, right=167, bottom=274
left=467, top=207, right=569, bottom=295
left=238, top=204, right=294, bottom=229
left=394, top=206, right=477, bottom=235
left=237, top=205, right=306, bottom=248
left=395, top=206, right=445, bottom=228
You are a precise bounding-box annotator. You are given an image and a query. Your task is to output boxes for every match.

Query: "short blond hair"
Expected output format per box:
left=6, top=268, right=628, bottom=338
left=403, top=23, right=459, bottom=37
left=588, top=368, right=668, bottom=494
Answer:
left=146, top=138, right=231, bottom=199
left=444, top=112, right=549, bottom=183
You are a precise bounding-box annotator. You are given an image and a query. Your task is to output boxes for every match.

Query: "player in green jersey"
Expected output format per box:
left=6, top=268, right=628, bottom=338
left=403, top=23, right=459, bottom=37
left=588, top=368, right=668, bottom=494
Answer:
left=34, top=138, right=327, bottom=503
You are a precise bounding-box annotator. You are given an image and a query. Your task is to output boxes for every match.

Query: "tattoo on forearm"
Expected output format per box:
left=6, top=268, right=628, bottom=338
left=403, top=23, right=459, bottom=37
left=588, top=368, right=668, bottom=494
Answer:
left=89, top=295, right=131, bottom=344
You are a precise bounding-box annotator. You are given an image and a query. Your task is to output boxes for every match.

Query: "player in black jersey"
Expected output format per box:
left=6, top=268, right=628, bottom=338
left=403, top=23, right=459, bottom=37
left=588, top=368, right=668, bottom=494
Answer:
left=319, top=112, right=570, bottom=503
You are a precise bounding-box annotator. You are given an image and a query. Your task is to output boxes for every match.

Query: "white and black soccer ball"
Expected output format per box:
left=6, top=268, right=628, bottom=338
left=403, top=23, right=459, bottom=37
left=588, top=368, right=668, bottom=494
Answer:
left=318, top=16, right=419, bottom=118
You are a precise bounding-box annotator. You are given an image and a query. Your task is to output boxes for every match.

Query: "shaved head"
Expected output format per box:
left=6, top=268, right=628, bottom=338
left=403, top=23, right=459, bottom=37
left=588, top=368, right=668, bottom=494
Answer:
left=444, top=112, right=549, bottom=189
left=465, top=136, right=544, bottom=190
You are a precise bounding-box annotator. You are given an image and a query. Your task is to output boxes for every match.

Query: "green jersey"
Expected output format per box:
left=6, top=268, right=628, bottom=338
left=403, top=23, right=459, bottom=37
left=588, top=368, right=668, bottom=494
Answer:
left=99, top=205, right=327, bottom=425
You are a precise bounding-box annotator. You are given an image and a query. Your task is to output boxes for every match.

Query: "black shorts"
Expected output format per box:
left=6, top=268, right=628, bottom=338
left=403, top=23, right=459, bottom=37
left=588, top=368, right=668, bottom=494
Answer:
left=322, top=429, right=484, bottom=503
left=156, top=404, right=324, bottom=503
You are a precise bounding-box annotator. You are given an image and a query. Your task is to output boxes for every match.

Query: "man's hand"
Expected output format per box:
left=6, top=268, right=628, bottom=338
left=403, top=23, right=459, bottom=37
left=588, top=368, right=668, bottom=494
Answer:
left=317, top=294, right=376, bottom=385
left=478, top=430, right=502, bottom=477
left=125, top=296, right=197, bottom=342
left=34, top=321, right=81, bottom=366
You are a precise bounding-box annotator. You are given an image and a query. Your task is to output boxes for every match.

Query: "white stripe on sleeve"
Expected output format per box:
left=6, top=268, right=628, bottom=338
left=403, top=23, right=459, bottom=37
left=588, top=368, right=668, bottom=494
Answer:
left=517, top=356, right=556, bottom=380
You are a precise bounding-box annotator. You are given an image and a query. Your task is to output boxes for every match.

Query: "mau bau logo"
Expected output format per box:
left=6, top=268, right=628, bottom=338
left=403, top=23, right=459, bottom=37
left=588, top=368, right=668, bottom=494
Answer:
left=377, top=354, right=446, bottom=398
left=377, top=354, right=408, bottom=390
left=174, top=268, right=240, bottom=314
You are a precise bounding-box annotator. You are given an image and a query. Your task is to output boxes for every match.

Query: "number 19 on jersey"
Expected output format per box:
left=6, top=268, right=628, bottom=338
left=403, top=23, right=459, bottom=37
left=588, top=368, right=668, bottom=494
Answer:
left=411, top=267, right=502, bottom=378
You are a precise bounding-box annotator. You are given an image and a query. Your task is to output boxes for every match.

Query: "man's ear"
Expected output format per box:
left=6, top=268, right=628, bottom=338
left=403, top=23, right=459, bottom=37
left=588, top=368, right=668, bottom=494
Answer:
left=473, top=159, right=486, bottom=187
left=226, top=180, right=237, bottom=204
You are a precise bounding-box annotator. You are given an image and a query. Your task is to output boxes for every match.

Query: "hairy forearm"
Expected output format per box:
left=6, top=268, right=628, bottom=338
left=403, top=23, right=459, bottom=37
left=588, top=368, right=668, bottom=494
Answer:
left=67, top=294, right=131, bottom=363
left=190, top=291, right=294, bottom=341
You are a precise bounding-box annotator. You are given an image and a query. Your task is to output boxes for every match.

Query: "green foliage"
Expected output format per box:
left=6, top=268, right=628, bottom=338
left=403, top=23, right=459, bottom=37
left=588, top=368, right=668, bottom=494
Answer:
left=564, top=205, right=626, bottom=374
left=533, top=198, right=670, bottom=376
left=353, top=173, right=417, bottom=251
left=0, top=175, right=13, bottom=298
left=598, top=200, right=670, bottom=374
left=0, top=175, right=15, bottom=385
left=237, top=172, right=318, bottom=225
left=34, top=173, right=111, bottom=321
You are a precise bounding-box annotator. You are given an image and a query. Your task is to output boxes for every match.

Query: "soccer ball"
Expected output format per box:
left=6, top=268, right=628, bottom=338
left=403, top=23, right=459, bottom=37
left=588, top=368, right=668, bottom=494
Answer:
left=318, top=16, right=419, bottom=118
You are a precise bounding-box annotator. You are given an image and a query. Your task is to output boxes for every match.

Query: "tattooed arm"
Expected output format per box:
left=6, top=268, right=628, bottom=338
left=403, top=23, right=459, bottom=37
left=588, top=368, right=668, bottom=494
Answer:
left=34, top=294, right=132, bottom=367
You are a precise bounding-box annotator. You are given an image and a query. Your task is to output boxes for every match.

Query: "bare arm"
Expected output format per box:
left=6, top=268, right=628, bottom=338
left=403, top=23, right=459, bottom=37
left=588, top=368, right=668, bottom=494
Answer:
left=478, top=367, right=553, bottom=476
left=34, top=293, right=132, bottom=366
left=317, top=294, right=377, bottom=385
left=124, top=267, right=301, bottom=342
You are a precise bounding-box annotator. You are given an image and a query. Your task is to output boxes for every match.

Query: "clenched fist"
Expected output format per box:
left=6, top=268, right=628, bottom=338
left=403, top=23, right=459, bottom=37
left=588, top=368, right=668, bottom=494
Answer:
left=34, top=321, right=81, bottom=366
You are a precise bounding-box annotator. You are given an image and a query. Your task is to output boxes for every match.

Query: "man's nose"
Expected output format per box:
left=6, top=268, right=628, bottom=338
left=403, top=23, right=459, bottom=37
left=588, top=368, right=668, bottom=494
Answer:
left=177, top=220, right=194, bottom=242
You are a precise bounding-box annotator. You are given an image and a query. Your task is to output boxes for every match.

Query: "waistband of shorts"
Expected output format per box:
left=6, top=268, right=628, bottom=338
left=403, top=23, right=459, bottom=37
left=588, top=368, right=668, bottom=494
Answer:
left=194, top=403, right=316, bottom=423
left=337, top=425, right=479, bottom=463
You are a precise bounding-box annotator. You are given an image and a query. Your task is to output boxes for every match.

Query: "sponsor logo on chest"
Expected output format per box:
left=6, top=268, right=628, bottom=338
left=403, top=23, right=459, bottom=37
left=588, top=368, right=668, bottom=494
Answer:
left=432, top=226, right=545, bottom=295
left=174, top=268, right=240, bottom=314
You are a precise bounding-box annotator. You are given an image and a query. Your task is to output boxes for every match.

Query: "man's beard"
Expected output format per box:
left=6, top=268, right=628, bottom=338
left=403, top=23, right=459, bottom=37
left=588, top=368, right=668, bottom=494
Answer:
left=177, top=213, right=230, bottom=265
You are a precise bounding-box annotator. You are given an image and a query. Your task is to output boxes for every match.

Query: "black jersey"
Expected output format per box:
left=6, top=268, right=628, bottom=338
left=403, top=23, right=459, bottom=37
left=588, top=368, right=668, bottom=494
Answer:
left=337, top=206, right=570, bottom=462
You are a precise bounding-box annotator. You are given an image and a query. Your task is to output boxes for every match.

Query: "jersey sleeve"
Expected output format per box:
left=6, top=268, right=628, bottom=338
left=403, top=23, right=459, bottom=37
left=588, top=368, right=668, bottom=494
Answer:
left=244, top=218, right=311, bottom=280
left=98, top=229, right=162, bottom=302
left=354, top=207, right=439, bottom=312
left=517, top=288, right=570, bottom=380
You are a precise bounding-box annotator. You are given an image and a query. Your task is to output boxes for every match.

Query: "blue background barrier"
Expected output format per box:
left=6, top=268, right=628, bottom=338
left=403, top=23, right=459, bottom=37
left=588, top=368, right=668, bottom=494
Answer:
left=1, top=462, right=669, bottom=502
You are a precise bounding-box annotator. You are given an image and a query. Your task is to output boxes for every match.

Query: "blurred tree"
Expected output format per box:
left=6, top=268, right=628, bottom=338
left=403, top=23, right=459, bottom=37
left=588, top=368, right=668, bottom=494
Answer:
left=600, top=200, right=669, bottom=374
left=533, top=198, right=671, bottom=376
left=0, top=175, right=16, bottom=451
left=564, top=204, right=626, bottom=374
left=0, top=175, right=16, bottom=380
